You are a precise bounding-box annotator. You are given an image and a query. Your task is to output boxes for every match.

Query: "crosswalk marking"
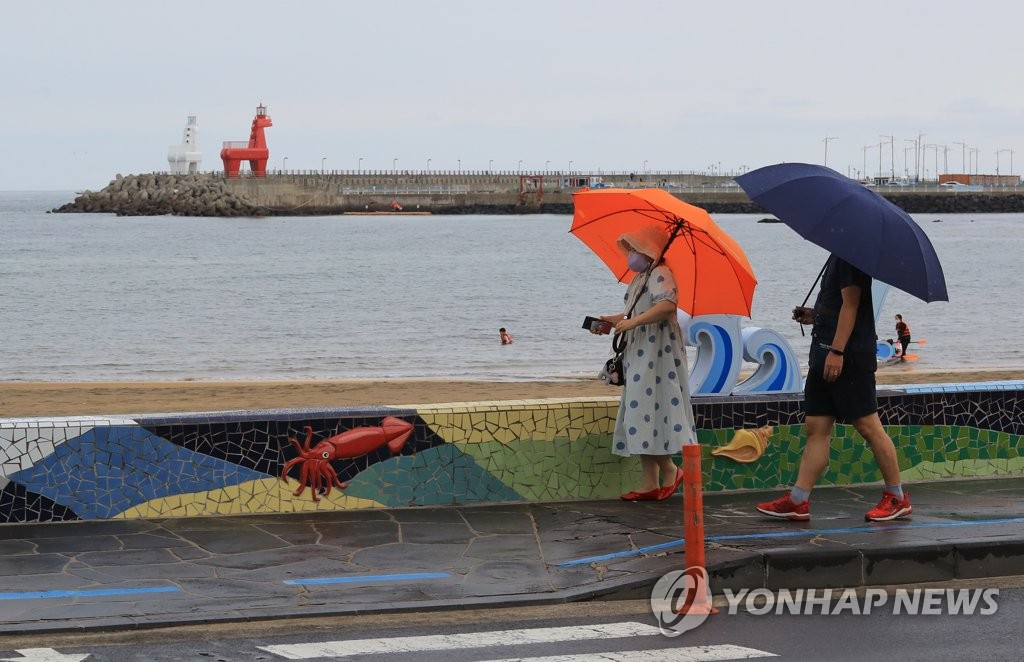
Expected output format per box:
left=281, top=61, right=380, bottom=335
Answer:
left=258, top=621, right=662, bottom=659
left=481, top=644, right=777, bottom=661
left=0, top=649, right=91, bottom=662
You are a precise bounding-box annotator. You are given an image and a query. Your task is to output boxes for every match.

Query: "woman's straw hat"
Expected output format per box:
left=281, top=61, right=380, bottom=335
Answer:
left=617, top=225, right=670, bottom=262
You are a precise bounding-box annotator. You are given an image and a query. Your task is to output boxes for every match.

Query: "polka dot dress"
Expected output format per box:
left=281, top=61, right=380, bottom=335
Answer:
left=612, top=264, right=697, bottom=457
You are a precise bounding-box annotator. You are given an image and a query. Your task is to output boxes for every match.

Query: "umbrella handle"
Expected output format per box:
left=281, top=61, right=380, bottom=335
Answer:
left=797, top=259, right=830, bottom=337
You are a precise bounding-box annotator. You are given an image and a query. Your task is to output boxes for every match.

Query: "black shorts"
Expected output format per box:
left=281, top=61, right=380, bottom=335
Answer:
left=804, top=342, right=877, bottom=423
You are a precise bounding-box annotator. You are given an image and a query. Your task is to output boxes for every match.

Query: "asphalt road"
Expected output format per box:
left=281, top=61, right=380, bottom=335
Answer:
left=2, top=576, right=1022, bottom=661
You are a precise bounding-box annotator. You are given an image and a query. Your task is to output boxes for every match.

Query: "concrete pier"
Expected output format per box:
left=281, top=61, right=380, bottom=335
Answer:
left=53, top=171, right=1024, bottom=216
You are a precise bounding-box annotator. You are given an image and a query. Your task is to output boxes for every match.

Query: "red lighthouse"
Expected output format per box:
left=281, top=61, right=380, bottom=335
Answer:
left=220, top=104, right=273, bottom=177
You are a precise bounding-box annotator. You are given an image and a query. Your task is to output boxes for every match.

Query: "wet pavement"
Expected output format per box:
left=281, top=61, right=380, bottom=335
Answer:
left=1, top=477, right=1023, bottom=634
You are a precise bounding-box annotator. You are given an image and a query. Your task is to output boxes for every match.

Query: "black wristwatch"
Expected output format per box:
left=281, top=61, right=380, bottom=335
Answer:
left=819, top=342, right=844, bottom=356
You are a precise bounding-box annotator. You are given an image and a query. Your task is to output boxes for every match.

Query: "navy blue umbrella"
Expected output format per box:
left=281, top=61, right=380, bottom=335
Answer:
left=736, top=163, right=948, bottom=303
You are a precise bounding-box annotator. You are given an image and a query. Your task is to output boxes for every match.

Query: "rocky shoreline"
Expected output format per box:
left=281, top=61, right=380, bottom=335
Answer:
left=52, top=173, right=263, bottom=217
left=51, top=172, right=1024, bottom=217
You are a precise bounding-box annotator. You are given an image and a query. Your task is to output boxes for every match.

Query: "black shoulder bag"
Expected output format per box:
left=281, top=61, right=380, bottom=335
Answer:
left=599, top=269, right=653, bottom=387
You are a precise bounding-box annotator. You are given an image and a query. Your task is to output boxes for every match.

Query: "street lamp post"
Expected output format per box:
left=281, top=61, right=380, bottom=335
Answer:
left=393, top=158, right=398, bottom=171
left=569, top=160, right=573, bottom=172
left=904, top=135, right=923, bottom=181
left=283, top=157, right=288, bottom=172
left=879, top=135, right=895, bottom=180
left=925, top=145, right=941, bottom=181
left=823, top=136, right=838, bottom=167
left=996, top=149, right=1013, bottom=180
left=953, top=140, right=967, bottom=174
left=321, top=157, right=326, bottom=173
left=427, top=158, right=431, bottom=172
left=518, top=159, right=523, bottom=171
left=545, top=160, right=550, bottom=171
left=916, top=132, right=926, bottom=181
left=488, top=159, right=493, bottom=172
left=862, top=145, right=873, bottom=181
left=358, top=157, right=363, bottom=172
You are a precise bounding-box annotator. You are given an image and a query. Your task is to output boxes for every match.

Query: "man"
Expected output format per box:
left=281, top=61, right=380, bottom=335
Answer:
left=756, top=255, right=912, bottom=522
left=895, top=313, right=911, bottom=361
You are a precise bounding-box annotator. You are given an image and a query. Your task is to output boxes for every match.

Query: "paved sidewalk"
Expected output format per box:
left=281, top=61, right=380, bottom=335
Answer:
left=1, top=478, right=1022, bottom=634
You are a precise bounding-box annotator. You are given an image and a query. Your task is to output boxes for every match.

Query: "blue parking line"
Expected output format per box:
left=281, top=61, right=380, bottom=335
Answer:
left=0, top=586, right=180, bottom=600
left=283, top=572, right=450, bottom=586
left=558, top=516, right=1024, bottom=567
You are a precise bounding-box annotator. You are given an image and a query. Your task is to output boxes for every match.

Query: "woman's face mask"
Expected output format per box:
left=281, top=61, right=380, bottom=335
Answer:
left=627, top=250, right=653, bottom=272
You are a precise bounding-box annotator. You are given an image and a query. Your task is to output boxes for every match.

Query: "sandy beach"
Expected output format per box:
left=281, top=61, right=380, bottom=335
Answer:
left=0, top=368, right=1021, bottom=418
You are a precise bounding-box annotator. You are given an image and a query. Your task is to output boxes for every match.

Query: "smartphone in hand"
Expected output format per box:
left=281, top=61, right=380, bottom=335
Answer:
left=792, top=306, right=814, bottom=323
left=582, top=316, right=614, bottom=335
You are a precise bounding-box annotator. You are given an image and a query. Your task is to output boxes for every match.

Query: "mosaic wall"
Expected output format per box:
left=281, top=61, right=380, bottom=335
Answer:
left=1, top=384, right=1022, bottom=523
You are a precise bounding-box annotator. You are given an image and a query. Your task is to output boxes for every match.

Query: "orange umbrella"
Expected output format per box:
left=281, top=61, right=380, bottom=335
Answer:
left=571, top=188, right=757, bottom=317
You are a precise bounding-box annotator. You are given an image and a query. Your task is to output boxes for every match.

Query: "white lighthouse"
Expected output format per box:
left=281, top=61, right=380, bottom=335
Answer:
left=167, top=115, right=202, bottom=174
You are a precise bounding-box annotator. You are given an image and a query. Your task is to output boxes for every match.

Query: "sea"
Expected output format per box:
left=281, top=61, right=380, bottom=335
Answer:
left=2, top=190, right=1021, bottom=382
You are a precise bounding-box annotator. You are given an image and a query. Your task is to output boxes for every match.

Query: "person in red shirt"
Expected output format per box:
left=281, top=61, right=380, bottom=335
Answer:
left=499, top=328, right=514, bottom=345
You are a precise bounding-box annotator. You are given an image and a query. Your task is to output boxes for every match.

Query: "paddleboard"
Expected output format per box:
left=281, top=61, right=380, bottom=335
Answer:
left=882, top=353, right=918, bottom=364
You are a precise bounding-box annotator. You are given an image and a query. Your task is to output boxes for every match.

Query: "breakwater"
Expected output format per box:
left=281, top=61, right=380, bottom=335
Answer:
left=52, top=172, right=1024, bottom=216
left=53, top=173, right=262, bottom=217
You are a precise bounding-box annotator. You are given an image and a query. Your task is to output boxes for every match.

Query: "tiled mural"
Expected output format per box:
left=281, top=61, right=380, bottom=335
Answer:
left=1, top=383, right=1022, bottom=523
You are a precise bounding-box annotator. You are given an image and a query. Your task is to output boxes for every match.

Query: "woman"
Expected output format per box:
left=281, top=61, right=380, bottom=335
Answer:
left=598, top=226, right=696, bottom=501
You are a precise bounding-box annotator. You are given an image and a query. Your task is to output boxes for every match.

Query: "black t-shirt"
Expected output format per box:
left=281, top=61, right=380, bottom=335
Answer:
left=811, top=256, right=875, bottom=354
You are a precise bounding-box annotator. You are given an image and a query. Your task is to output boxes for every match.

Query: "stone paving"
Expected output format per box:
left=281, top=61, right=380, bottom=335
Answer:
left=1, top=478, right=1022, bottom=634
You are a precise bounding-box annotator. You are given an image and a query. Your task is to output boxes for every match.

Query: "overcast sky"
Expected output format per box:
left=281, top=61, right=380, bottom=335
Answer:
left=4, top=0, right=1023, bottom=190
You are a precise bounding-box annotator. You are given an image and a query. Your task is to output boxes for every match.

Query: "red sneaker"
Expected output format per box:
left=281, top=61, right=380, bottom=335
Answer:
left=865, top=491, right=912, bottom=522
left=756, top=493, right=810, bottom=521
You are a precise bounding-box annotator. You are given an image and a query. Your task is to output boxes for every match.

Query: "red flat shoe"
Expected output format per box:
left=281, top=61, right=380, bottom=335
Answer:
left=620, top=488, right=662, bottom=501
left=657, top=467, right=686, bottom=501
